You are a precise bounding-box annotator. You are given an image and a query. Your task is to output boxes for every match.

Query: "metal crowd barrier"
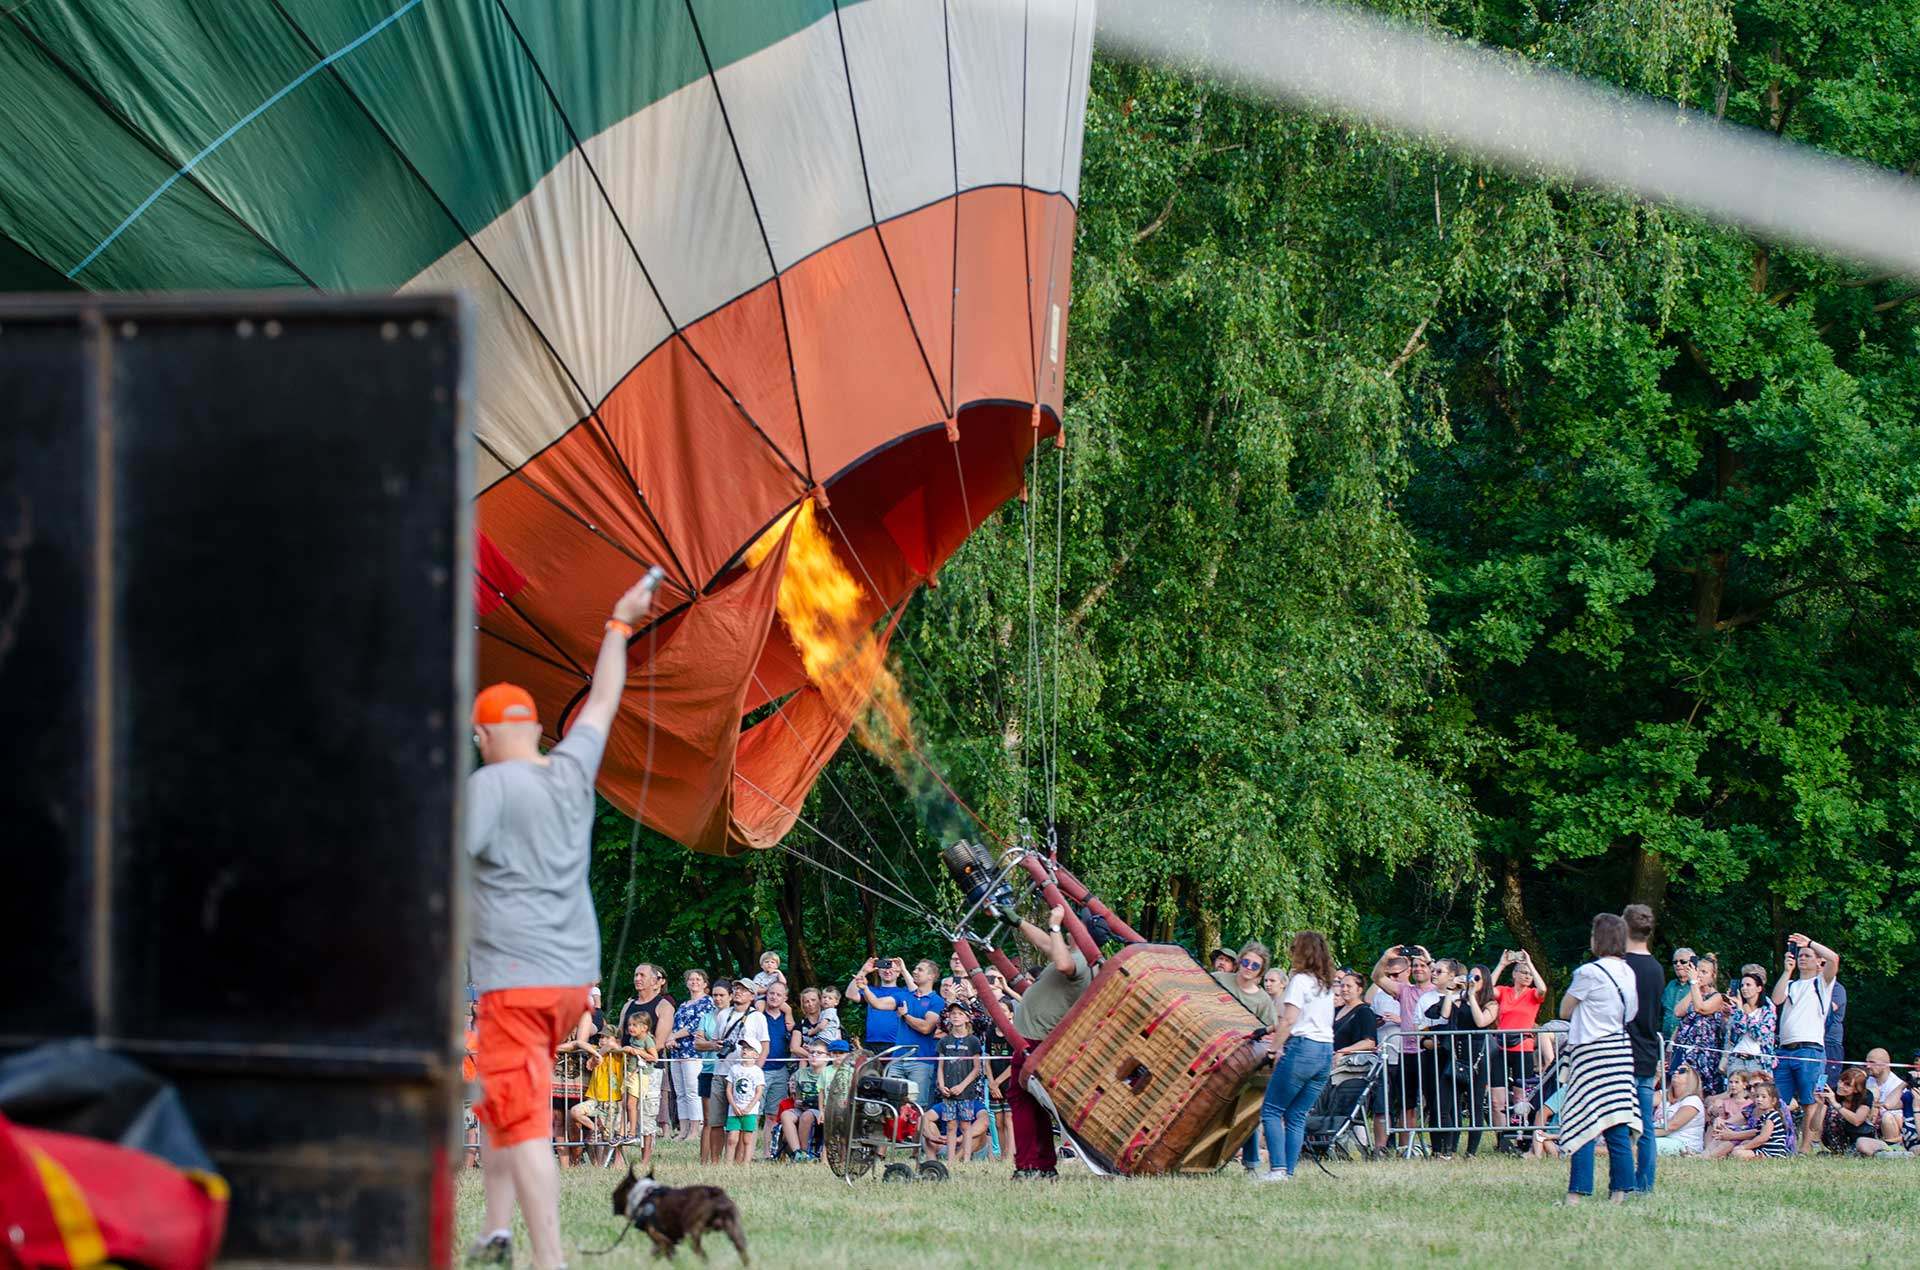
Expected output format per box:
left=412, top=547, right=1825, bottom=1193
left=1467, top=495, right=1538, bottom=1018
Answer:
left=460, top=1048, right=1017, bottom=1165
left=1365, top=1025, right=1574, bottom=1157
left=460, top=1027, right=1919, bottom=1169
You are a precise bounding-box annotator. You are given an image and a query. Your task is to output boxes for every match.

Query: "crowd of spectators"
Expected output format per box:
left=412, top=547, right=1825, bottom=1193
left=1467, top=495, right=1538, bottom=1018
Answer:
left=462, top=931, right=1917, bottom=1175
left=1213, top=918, right=1917, bottom=1184
left=471, top=948, right=1031, bottom=1169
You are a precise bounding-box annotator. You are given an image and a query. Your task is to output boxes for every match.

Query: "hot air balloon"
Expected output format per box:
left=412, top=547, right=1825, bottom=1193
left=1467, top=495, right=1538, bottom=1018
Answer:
left=0, top=0, right=1095, bottom=853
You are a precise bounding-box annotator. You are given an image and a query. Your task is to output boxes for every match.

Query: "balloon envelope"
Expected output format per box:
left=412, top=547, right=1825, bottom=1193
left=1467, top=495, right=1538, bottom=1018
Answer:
left=0, top=0, right=1094, bottom=852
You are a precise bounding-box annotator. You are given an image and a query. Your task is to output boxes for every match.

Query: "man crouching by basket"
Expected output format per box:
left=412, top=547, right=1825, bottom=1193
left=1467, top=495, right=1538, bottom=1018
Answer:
left=1008, top=904, right=1093, bottom=1180
left=465, top=572, right=660, bottom=1268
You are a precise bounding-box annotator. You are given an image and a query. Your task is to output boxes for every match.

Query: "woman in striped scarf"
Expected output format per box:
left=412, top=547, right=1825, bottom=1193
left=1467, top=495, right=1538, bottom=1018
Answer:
left=1555, top=913, right=1641, bottom=1204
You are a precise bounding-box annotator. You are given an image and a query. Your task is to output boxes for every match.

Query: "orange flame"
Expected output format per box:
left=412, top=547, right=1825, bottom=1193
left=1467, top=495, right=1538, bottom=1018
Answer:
left=747, top=500, right=917, bottom=774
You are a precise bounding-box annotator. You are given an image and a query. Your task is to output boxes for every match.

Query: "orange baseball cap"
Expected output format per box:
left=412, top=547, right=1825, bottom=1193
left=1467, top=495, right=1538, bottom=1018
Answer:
left=473, top=683, right=539, bottom=727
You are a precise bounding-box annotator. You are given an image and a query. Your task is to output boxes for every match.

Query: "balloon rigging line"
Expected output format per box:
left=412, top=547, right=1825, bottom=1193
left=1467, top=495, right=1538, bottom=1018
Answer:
left=1047, top=438, right=1067, bottom=827
left=1021, top=441, right=1043, bottom=826
left=727, top=724, right=929, bottom=916
left=747, top=671, right=936, bottom=902
left=871, top=696, right=1015, bottom=854
left=737, top=772, right=937, bottom=920
left=813, top=499, right=1024, bottom=858
left=1031, top=0, right=1089, bottom=837
left=0, top=8, right=320, bottom=289
left=849, top=743, right=927, bottom=873
left=682, top=0, right=817, bottom=481
left=828, top=0, right=955, bottom=420
left=766, top=838, right=936, bottom=925
left=608, top=621, right=660, bottom=983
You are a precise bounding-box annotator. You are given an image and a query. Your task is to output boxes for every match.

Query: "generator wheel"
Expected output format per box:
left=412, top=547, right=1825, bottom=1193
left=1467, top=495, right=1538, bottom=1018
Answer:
left=881, top=1163, right=916, bottom=1184
left=917, top=1160, right=950, bottom=1183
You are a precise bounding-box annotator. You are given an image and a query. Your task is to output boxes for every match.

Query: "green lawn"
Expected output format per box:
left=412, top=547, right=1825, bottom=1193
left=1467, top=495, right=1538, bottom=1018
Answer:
left=456, top=1138, right=1920, bottom=1267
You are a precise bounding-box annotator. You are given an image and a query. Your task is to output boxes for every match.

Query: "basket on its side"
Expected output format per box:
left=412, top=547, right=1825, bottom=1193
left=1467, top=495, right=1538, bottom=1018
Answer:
left=1025, top=943, right=1267, bottom=1174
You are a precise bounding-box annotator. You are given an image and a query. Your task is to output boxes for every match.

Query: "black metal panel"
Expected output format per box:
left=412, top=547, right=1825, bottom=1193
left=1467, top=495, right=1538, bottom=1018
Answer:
left=0, top=295, right=471, bottom=1267
left=0, top=313, right=96, bottom=1040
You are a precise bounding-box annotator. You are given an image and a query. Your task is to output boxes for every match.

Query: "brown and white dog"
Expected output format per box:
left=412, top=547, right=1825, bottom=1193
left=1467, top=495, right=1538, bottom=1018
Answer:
left=596, top=1165, right=750, bottom=1263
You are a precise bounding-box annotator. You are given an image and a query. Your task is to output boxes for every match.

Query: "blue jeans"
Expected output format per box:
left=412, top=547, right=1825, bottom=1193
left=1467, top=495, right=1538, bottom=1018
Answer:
left=1260, top=1037, right=1332, bottom=1175
left=886, top=1053, right=935, bottom=1107
left=1633, top=1076, right=1657, bottom=1192
left=1775, top=1044, right=1827, bottom=1110
left=1568, top=1123, right=1633, bottom=1197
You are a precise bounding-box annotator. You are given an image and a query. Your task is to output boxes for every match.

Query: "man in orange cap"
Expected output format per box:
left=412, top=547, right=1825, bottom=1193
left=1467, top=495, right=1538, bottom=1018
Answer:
left=465, top=570, right=661, bottom=1269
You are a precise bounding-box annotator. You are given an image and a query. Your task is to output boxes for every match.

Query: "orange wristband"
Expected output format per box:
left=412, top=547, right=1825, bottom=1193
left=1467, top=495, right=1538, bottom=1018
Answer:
left=605, top=619, right=634, bottom=640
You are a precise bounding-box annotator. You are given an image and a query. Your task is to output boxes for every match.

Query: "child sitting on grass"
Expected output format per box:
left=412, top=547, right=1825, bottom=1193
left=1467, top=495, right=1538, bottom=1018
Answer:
left=1730, top=1079, right=1794, bottom=1159
left=725, top=1039, right=767, bottom=1165
left=620, top=1010, right=660, bottom=1166
left=1703, top=1071, right=1755, bottom=1160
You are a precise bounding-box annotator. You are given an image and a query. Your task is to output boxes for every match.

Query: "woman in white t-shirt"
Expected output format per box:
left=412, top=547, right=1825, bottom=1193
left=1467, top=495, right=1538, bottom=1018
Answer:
left=1655, top=1066, right=1706, bottom=1155
left=1254, top=931, right=1337, bottom=1182
left=1555, top=913, right=1640, bottom=1204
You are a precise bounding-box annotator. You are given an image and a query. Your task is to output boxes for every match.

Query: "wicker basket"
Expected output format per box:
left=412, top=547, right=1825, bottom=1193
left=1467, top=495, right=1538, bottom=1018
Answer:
left=1026, top=943, right=1268, bottom=1174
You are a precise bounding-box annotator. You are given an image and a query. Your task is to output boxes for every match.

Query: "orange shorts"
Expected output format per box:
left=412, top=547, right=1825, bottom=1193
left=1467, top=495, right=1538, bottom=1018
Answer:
left=472, top=986, right=589, bottom=1148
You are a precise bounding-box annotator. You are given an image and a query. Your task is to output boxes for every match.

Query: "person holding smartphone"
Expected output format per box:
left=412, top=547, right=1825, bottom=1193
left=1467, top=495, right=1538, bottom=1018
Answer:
left=847, top=956, right=913, bottom=1053
left=1770, top=932, right=1838, bottom=1152
left=1489, top=949, right=1547, bottom=1132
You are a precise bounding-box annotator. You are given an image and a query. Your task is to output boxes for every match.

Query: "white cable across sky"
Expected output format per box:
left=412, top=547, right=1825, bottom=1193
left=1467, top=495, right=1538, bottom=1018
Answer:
left=1093, top=0, right=1920, bottom=279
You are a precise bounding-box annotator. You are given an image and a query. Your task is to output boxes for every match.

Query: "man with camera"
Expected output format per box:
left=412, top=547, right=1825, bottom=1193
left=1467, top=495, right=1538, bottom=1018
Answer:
left=847, top=956, right=914, bottom=1052
left=1770, top=931, right=1838, bottom=1153
left=1371, top=944, right=1432, bottom=1148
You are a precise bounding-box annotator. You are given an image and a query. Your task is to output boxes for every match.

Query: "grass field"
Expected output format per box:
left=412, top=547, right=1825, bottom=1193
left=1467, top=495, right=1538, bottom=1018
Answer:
left=456, top=1137, right=1920, bottom=1268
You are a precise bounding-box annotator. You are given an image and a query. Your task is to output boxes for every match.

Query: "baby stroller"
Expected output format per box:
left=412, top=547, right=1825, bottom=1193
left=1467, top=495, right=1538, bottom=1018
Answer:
left=1302, top=1052, right=1384, bottom=1167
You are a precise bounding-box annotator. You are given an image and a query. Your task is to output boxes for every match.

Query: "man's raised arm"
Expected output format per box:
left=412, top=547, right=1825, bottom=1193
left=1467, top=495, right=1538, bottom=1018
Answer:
left=1016, top=905, right=1075, bottom=975
left=574, top=571, right=663, bottom=737
left=1798, top=933, right=1840, bottom=984
left=1370, top=946, right=1399, bottom=995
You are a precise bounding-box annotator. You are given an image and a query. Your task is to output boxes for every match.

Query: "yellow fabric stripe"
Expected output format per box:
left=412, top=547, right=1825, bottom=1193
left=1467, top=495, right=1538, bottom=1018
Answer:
left=25, top=1142, right=108, bottom=1267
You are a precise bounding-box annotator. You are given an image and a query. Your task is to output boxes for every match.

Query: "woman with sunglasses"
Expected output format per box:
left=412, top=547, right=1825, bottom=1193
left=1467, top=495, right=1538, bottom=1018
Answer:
left=1424, top=961, right=1497, bottom=1157
left=1488, top=950, right=1546, bottom=1135
left=1214, top=942, right=1280, bottom=1173
left=1668, top=954, right=1728, bottom=1099
left=1724, top=964, right=1779, bottom=1083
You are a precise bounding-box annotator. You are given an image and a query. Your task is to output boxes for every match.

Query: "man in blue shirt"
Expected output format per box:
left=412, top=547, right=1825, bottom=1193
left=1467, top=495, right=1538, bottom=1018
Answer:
left=847, top=956, right=913, bottom=1050
left=895, top=960, right=948, bottom=1110
left=759, top=982, right=796, bottom=1156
